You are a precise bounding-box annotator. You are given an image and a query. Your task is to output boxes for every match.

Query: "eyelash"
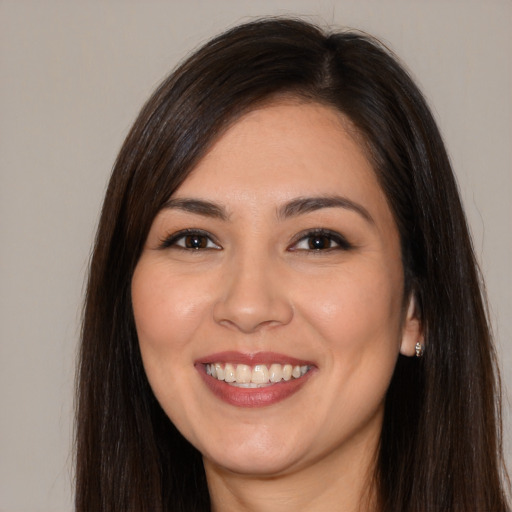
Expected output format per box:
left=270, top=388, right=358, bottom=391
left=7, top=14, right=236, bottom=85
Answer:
left=159, top=228, right=352, bottom=252
left=159, top=229, right=221, bottom=250
left=289, top=228, right=353, bottom=252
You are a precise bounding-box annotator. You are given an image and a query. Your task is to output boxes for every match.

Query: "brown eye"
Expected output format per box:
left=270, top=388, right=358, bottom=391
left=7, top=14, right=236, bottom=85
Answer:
left=307, top=235, right=334, bottom=250
left=184, top=234, right=208, bottom=249
left=290, top=229, right=352, bottom=252
left=160, top=229, right=221, bottom=250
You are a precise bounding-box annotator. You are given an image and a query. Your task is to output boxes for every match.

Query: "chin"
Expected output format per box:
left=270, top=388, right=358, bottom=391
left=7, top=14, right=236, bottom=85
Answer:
left=199, top=428, right=308, bottom=476
left=204, top=448, right=301, bottom=477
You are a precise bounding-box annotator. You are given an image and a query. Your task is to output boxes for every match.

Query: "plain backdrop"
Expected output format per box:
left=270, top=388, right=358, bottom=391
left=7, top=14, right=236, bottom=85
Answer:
left=1, top=1, right=510, bottom=510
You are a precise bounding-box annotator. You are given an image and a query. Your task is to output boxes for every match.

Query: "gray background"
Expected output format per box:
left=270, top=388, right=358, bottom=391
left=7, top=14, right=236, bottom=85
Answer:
left=1, top=1, right=510, bottom=510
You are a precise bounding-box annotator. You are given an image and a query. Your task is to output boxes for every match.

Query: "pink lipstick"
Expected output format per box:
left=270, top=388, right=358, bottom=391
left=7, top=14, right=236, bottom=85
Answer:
left=195, top=351, right=316, bottom=408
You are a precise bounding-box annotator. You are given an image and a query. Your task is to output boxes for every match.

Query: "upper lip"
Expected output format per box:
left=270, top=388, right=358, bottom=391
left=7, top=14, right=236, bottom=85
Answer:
left=195, top=351, right=315, bottom=367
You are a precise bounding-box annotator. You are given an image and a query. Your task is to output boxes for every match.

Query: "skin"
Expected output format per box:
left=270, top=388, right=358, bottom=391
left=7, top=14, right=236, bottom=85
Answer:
left=131, top=101, right=422, bottom=512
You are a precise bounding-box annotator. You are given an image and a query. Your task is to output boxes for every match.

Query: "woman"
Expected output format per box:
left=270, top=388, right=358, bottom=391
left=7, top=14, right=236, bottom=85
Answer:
left=76, top=18, right=510, bottom=511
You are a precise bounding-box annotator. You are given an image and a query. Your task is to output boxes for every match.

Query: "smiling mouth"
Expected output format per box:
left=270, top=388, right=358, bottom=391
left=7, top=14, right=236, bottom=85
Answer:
left=196, top=352, right=315, bottom=407
left=205, top=363, right=311, bottom=388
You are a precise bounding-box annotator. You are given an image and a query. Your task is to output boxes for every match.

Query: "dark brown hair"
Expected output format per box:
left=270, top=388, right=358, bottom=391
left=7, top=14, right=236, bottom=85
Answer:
left=76, top=18, right=510, bottom=511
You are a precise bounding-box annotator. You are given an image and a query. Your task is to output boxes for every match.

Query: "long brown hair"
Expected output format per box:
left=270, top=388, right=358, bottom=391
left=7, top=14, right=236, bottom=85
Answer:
left=76, top=18, right=510, bottom=511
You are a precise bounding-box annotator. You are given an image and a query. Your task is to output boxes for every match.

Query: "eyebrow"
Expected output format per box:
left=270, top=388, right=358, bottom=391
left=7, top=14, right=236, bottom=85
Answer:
left=161, top=198, right=229, bottom=220
left=161, top=195, right=374, bottom=224
left=278, top=196, right=374, bottom=224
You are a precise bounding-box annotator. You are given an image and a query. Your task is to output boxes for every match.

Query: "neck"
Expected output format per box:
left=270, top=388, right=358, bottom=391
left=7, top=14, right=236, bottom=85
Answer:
left=204, top=425, right=381, bottom=512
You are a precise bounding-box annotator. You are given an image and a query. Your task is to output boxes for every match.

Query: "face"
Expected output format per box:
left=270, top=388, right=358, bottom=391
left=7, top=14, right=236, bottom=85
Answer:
left=132, top=101, right=420, bottom=478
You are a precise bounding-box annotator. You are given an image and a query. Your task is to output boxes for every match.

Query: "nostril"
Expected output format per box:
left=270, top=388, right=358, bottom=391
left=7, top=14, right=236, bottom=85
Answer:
left=216, top=316, right=285, bottom=334
left=213, top=291, right=293, bottom=333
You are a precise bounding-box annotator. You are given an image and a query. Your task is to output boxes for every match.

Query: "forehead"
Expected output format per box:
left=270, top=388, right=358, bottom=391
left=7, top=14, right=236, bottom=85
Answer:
left=173, top=101, right=388, bottom=214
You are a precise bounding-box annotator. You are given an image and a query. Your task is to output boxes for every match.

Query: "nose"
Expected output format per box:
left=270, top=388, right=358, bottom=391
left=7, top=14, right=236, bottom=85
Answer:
left=213, top=251, right=294, bottom=334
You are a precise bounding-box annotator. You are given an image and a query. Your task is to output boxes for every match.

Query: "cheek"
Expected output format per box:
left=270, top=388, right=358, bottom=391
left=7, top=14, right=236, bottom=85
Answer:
left=298, top=268, right=402, bottom=424
left=132, top=261, right=208, bottom=351
left=293, top=260, right=404, bottom=417
left=131, top=260, right=213, bottom=420
left=131, top=262, right=216, bottom=421
left=299, top=268, right=402, bottom=349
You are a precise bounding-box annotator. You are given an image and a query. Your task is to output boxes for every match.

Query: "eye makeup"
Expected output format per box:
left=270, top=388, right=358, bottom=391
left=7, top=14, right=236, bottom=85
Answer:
left=158, top=228, right=221, bottom=250
left=288, top=228, right=354, bottom=252
left=158, top=226, right=354, bottom=253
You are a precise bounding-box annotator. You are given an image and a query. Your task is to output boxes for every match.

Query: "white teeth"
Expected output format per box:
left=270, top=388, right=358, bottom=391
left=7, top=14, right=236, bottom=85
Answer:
left=215, top=363, right=224, bottom=380
left=235, top=364, right=251, bottom=384
left=251, top=365, right=269, bottom=384
left=282, top=364, right=293, bottom=381
left=224, top=363, right=236, bottom=382
left=269, top=363, right=283, bottom=383
left=205, top=362, right=310, bottom=386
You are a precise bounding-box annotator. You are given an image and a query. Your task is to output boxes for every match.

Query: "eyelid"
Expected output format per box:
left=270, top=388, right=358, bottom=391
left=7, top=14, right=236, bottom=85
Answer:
left=288, top=228, right=353, bottom=251
left=158, top=228, right=221, bottom=250
left=158, top=228, right=351, bottom=252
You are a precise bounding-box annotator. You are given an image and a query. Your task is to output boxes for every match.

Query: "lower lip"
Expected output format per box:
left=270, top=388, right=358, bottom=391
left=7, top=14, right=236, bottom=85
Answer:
left=196, top=365, right=315, bottom=408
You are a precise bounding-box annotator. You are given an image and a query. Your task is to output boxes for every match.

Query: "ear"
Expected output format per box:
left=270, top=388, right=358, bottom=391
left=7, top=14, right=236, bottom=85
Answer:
left=399, top=294, right=423, bottom=357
